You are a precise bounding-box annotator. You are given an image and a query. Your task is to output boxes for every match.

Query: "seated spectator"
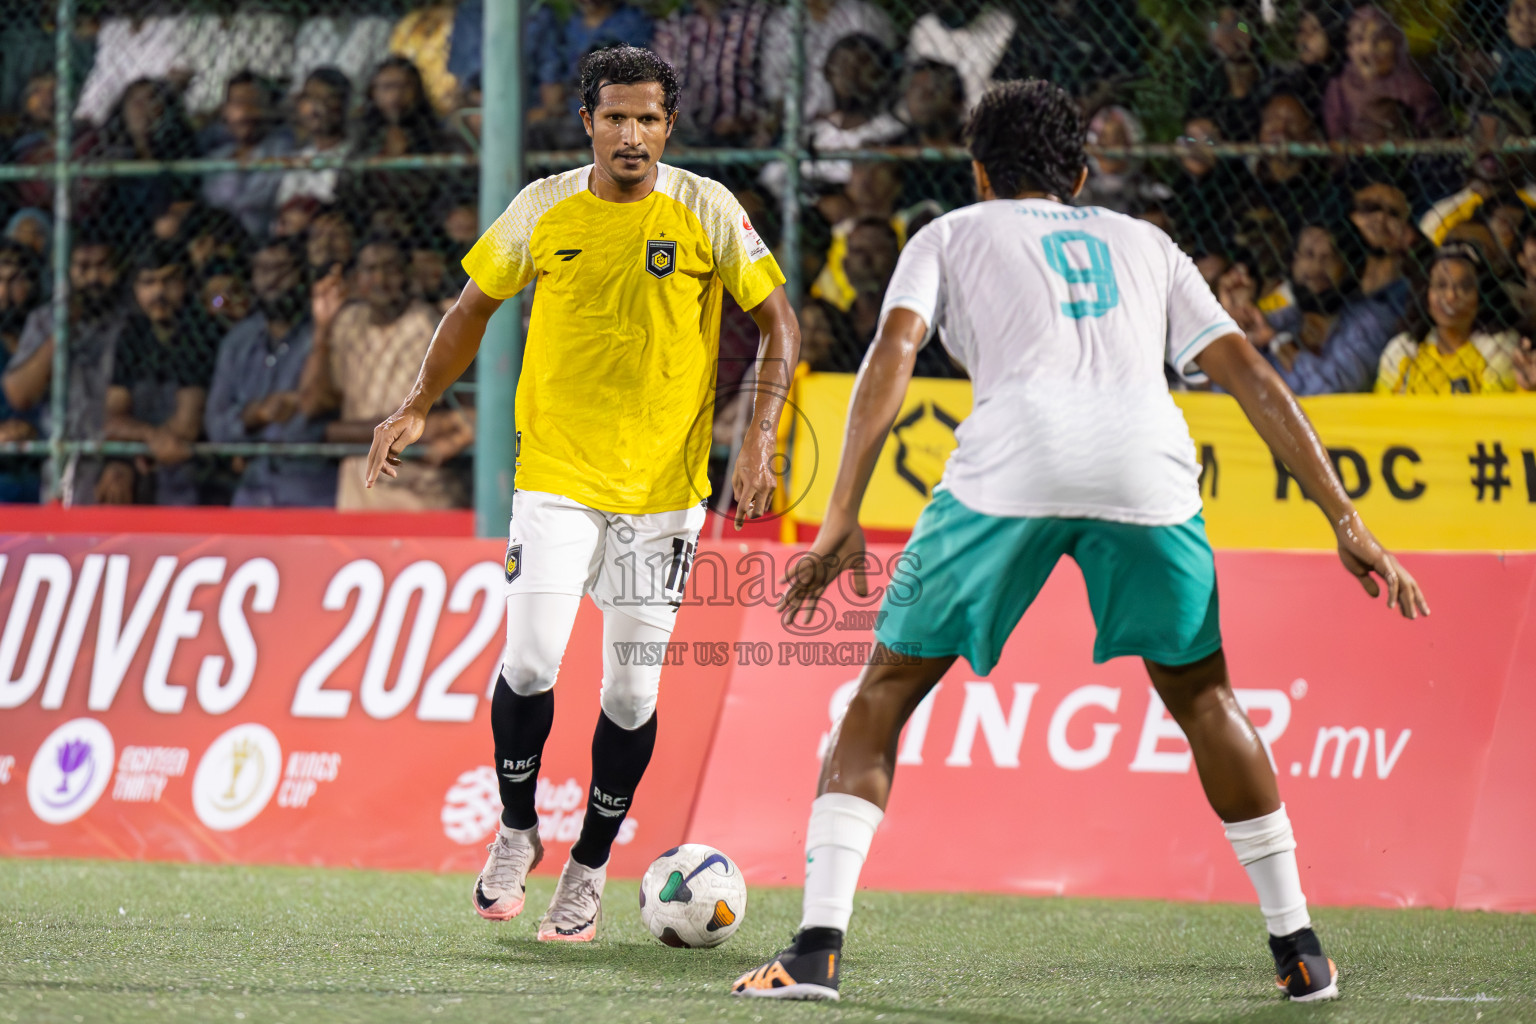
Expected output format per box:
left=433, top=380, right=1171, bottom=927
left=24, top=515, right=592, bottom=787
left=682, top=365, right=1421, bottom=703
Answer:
left=1077, top=106, right=1171, bottom=215
left=528, top=0, right=654, bottom=148
left=1273, top=0, right=1345, bottom=122
left=900, top=59, right=974, bottom=210
left=273, top=196, right=323, bottom=241
left=299, top=234, right=470, bottom=510
left=6, top=71, right=105, bottom=220
left=1515, top=221, right=1536, bottom=323
left=1229, top=223, right=1401, bottom=393
left=340, top=58, right=449, bottom=234
left=1186, top=4, right=1268, bottom=141
left=1482, top=190, right=1535, bottom=266
left=1249, top=90, right=1343, bottom=236
left=95, top=78, right=200, bottom=247
left=5, top=208, right=51, bottom=267
left=291, top=13, right=394, bottom=104
left=0, top=240, right=43, bottom=501
left=388, top=3, right=460, bottom=116
left=1418, top=98, right=1536, bottom=244
left=1349, top=179, right=1426, bottom=315
left=0, top=6, right=93, bottom=123
left=840, top=215, right=898, bottom=351
left=1169, top=116, right=1252, bottom=252
left=798, top=296, right=863, bottom=372
left=177, top=206, right=253, bottom=279
left=761, top=0, right=895, bottom=125
left=1490, top=0, right=1536, bottom=104
left=761, top=34, right=906, bottom=199
left=276, top=68, right=353, bottom=209
left=307, top=205, right=357, bottom=281
left=202, top=71, right=294, bottom=241
left=1233, top=205, right=1293, bottom=301
left=205, top=237, right=336, bottom=507
left=409, top=229, right=457, bottom=313
left=102, top=243, right=220, bottom=505
left=198, top=256, right=253, bottom=336
left=1376, top=242, right=1534, bottom=392
left=905, top=0, right=1018, bottom=113
left=1323, top=6, right=1448, bottom=142
left=652, top=0, right=771, bottom=147
left=2, top=231, right=124, bottom=504
left=0, top=241, right=41, bottom=358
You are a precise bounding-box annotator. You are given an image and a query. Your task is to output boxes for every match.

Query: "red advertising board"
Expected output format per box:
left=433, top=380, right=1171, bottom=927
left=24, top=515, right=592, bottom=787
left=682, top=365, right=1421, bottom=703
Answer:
left=2, top=530, right=1533, bottom=913
left=684, top=547, right=1536, bottom=912
left=0, top=533, right=738, bottom=878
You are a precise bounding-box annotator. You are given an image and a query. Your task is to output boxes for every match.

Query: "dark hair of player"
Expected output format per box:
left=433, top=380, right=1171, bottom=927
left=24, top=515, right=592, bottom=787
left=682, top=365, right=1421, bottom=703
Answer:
left=963, top=79, right=1086, bottom=201
left=579, top=44, right=680, bottom=118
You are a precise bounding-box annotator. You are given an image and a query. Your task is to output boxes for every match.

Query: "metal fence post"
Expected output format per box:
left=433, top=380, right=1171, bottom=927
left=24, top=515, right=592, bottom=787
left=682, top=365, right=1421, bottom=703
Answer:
left=779, top=0, right=806, bottom=306
left=47, top=0, right=77, bottom=502
left=474, top=0, right=525, bottom=538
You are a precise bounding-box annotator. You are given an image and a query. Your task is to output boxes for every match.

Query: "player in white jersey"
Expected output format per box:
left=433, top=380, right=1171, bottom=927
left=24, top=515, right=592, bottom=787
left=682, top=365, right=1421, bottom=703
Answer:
left=731, top=80, right=1429, bottom=1004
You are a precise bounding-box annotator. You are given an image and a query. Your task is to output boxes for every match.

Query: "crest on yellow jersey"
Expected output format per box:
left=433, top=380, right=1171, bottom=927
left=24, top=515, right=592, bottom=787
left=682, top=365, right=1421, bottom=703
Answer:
left=646, top=239, right=676, bottom=279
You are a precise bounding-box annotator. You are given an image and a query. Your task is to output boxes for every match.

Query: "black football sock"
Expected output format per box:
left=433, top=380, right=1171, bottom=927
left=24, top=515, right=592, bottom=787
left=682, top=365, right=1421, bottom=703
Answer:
left=569, top=709, right=657, bottom=868
left=492, top=676, right=555, bottom=830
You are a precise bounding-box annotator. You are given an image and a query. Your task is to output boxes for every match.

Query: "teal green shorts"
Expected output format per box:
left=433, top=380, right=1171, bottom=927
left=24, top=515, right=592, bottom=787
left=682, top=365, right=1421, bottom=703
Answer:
left=874, top=489, right=1222, bottom=674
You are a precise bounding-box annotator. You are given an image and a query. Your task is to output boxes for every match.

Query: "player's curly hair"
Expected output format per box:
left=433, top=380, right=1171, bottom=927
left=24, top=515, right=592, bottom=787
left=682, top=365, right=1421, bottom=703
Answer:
left=579, top=44, right=680, bottom=118
left=963, top=79, right=1086, bottom=201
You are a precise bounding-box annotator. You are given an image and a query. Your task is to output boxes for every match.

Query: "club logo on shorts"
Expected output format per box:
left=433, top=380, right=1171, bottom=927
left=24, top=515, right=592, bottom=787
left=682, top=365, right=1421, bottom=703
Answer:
left=505, top=543, right=522, bottom=583
left=646, top=239, right=676, bottom=279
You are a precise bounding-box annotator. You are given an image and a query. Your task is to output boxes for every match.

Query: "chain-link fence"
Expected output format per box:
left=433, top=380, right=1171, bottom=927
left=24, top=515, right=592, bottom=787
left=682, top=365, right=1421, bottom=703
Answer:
left=0, top=0, right=1533, bottom=509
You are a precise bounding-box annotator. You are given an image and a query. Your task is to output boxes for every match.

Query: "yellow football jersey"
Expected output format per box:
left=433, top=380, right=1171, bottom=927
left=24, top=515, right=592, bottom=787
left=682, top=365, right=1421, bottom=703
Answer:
left=1375, top=330, right=1521, bottom=395
left=462, top=164, right=785, bottom=514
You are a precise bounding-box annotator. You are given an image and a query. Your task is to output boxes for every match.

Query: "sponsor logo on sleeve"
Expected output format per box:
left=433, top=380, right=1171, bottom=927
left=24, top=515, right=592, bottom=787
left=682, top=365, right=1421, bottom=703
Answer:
left=740, top=215, right=770, bottom=262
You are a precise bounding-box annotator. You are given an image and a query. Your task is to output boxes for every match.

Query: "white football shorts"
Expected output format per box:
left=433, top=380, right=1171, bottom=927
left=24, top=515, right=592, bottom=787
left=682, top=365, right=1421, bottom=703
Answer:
left=503, top=489, right=706, bottom=631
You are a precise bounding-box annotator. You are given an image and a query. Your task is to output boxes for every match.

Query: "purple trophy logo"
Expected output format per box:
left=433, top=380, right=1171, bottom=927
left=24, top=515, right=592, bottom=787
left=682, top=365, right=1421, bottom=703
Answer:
left=46, top=737, right=94, bottom=807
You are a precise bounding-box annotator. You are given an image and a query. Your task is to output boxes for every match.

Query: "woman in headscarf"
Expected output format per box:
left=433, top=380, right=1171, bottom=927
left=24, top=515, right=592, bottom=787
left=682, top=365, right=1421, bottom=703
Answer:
left=1322, top=6, right=1448, bottom=141
left=1076, top=105, right=1172, bottom=215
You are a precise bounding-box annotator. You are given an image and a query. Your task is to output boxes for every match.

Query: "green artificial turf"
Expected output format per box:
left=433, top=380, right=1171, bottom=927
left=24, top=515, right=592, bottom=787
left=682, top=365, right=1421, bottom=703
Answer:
left=1, top=859, right=1532, bottom=1024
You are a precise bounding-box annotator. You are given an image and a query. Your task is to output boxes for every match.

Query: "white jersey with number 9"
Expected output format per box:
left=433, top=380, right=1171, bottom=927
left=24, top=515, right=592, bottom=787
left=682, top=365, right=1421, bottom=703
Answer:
left=880, top=199, right=1241, bottom=526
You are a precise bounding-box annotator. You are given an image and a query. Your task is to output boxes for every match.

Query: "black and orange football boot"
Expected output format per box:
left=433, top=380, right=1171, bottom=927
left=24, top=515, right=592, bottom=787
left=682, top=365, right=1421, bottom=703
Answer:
left=731, top=927, right=843, bottom=1001
left=1270, top=927, right=1340, bottom=1002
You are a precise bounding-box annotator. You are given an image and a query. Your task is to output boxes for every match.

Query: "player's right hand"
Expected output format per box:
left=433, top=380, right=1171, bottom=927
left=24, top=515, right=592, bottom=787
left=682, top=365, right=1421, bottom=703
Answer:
left=778, top=511, right=867, bottom=628
left=365, top=404, right=427, bottom=487
left=1333, top=510, right=1430, bottom=619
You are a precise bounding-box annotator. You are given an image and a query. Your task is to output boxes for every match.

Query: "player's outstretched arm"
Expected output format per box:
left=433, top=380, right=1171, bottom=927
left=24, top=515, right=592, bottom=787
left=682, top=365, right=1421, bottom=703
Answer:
left=1193, top=333, right=1430, bottom=619
left=365, top=280, right=503, bottom=487
left=735, top=286, right=802, bottom=529
left=780, top=307, right=926, bottom=626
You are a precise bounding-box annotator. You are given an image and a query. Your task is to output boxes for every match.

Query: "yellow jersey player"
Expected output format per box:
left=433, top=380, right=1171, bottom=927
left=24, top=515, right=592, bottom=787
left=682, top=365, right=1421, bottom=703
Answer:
left=364, top=45, right=800, bottom=942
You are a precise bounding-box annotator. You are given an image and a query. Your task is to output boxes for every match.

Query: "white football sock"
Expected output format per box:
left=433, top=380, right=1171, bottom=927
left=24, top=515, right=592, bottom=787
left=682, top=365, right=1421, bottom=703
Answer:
left=1224, top=804, right=1311, bottom=937
left=799, top=792, right=884, bottom=933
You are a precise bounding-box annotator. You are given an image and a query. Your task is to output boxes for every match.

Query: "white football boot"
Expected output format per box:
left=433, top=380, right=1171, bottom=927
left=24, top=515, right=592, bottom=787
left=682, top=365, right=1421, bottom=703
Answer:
left=472, top=824, right=543, bottom=921
left=537, top=858, right=606, bottom=942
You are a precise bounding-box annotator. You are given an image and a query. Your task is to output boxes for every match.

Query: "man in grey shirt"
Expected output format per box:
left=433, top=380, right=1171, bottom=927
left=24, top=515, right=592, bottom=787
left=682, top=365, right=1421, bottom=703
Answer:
left=1, top=234, right=125, bottom=503
left=205, top=236, right=336, bottom=506
left=202, top=71, right=294, bottom=240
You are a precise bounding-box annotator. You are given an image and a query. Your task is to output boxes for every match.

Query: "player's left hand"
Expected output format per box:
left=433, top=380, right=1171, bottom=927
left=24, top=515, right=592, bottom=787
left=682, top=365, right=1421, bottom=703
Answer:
left=1333, top=510, right=1430, bottom=619
left=365, top=404, right=427, bottom=487
left=731, top=436, right=777, bottom=530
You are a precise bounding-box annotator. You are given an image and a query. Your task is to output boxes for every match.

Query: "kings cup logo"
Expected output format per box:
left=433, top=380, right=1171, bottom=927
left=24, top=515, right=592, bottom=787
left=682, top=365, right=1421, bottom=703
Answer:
left=192, top=724, right=282, bottom=831
left=27, top=718, right=115, bottom=824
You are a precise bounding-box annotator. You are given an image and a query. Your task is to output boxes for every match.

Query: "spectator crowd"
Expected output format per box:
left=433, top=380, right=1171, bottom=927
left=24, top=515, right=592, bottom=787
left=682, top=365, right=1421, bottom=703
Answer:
left=0, top=0, right=1532, bottom=507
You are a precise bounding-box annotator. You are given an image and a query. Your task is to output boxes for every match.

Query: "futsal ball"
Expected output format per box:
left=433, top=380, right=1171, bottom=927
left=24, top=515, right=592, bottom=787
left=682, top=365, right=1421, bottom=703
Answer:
left=638, top=844, right=747, bottom=948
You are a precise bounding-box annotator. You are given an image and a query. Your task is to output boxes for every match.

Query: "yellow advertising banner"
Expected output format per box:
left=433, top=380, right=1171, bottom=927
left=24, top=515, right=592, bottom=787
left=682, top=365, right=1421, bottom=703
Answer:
left=786, top=373, right=1536, bottom=551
